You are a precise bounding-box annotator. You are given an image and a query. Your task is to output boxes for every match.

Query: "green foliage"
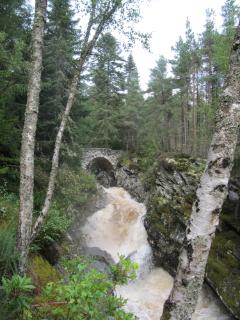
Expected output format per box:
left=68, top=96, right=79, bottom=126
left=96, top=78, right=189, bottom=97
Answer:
left=1, top=275, right=35, bottom=320
left=57, top=168, right=97, bottom=208
left=0, top=228, right=18, bottom=279
left=0, top=256, right=138, bottom=320
left=31, top=257, right=135, bottom=320
left=121, top=54, right=144, bottom=152
left=37, top=0, right=78, bottom=156
left=111, top=255, right=138, bottom=285
left=0, top=189, right=19, bottom=278
left=28, top=255, right=59, bottom=289
left=33, top=204, right=71, bottom=250
left=207, top=231, right=240, bottom=318
left=77, top=33, right=125, bottom=149
left=0, top=1, right=30, bottom=195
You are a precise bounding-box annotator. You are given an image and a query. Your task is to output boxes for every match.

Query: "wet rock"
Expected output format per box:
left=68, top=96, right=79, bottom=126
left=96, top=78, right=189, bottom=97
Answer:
left=115, top=154, right=240, bottom=318
left=142, top=155, right=240, bottom=318
left=83, top=246, right=115, bottom=276
left=41, top=241, right=61, bottom=265
left=115, top=166, right=147, bottom=202
left=83, top=246, right=115, bottom=266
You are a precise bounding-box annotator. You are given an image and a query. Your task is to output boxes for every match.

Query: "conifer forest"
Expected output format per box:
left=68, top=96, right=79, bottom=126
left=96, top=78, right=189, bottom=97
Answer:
left=0, top=0, right=240, bottom=319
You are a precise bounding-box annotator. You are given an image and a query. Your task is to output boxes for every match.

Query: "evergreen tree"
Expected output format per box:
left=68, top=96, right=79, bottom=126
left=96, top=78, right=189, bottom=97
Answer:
left=213, top=0, right=240, bottom=75
left=0, top=0, right=31, bottom=190
left=170, top=34, right=191, bottom=153
left=37, top=0, right=78, bottom=156
left=121, top=54, right=143, bottom=151
left=201, top=9, right=218, bottom=103
left=138, top=55, right=176, bottom=157
left=83, top=33, right=125, bottom=148
left=196, top=10, right=219, bottom=156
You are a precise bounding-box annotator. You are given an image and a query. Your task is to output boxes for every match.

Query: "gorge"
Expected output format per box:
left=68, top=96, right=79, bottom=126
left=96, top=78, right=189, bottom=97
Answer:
left=78, top=186, right=232, bottom=319
left=65, top=150, right=239, bottom=319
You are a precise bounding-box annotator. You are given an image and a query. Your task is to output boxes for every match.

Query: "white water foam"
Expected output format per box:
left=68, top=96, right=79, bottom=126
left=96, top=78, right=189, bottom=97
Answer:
left=82, top=187, right=232, bottom=320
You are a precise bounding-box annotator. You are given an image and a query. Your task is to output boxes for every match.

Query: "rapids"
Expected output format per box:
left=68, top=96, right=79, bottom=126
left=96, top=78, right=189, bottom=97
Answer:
left=82, top=187, right=232, bottom=320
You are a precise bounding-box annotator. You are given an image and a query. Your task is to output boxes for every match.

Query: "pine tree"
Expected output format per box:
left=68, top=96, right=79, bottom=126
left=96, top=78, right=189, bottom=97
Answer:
left=170, top=20, right=201, bottom=154
left=0, top=0, right=31, bottom=189
left=84, top=33, right=125, bottom=148
left=121, top=54, right=143, bottom=151
left=37, top=0, right=77, bottom=156
left=141, top=55, right=174, bottom=153
left=213, top=0, right=240, bottom=75
left=201, top=9, right=219, bottom=103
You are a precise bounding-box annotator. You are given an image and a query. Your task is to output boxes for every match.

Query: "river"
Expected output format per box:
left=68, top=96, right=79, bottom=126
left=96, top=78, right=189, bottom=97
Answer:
left=81, top=187, right=233, bottom=320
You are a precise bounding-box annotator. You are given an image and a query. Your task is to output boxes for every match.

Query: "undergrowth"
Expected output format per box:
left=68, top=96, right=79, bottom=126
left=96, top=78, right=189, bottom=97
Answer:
left=1, top=256, right=137, bottom=320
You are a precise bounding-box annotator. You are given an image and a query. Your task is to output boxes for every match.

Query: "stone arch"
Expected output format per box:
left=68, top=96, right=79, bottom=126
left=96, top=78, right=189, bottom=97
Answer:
left=87, top=157, right=116, bottom=187
left=81, top=148, right=122, bottom=186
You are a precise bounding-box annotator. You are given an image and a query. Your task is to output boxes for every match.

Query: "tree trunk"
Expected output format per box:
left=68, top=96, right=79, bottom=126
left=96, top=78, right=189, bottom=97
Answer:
left=30, top=1, right=121, bottom=241
left=30, top=73, right=79, bottom=240
left=161, top=23, right=240, bottom=320
left=17, top=0, right=47, bottom=274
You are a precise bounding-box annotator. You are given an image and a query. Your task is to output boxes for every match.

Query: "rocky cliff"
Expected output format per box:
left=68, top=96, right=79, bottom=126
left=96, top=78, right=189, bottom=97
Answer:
left=116, top=154, right=240, bottom=319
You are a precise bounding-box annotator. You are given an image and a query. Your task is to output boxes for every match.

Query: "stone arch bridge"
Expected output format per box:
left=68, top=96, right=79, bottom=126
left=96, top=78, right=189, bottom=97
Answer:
left=81, top=148, right=122, bottom=186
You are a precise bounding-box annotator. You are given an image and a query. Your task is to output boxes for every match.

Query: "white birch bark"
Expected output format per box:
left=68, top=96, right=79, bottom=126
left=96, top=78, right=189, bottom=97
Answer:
left=161, top=23, right=240, bottom=320
left=30, top=1, right=121, bottom=241
left=17, top=0, right=47, bottom=274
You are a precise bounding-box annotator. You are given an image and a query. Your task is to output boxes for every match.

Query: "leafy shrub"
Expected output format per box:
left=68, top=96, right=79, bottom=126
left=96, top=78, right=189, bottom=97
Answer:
left=33, top=204, right=71, bottom=250
left=57, top=168, right=97, bottom=208
left=0, top=256, right=137, bottom=320
left=0, top=274, right=35, bottom=320
left=32, top=257, right=136, bottom=320
left=111, top=255, right=138, bottom=285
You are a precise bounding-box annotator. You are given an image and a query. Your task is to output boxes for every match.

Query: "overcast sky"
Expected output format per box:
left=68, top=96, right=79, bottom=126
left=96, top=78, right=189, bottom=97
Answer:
left=29, top=0, right=239, bottom=89
left=132, top=0, right=236, bottom=89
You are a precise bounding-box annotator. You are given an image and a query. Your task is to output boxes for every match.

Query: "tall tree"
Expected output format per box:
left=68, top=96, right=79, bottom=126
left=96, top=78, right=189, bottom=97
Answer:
left=16, top=0, right=145, bottom=273
left=170, top=36, right=191, bottom=153
left=84, top=33, right=125, bottom=148
left=213, top=0, right=240, bottom=76
left=170, top=20, right=201, bottom=154
left=31, top=0, right=145, bottom=242
left=140, top=55, right=174, bottom=154
left=37, top=0, right=77, bottom=156
left=0, top=0, right=31, bottom=187
left=201, top=9, right=218, bottom=104
left=161, top=22, right=240, bottom=320
left=17, top=0, right=47, bottom=274
left=121, top=53, right=143, bottom=151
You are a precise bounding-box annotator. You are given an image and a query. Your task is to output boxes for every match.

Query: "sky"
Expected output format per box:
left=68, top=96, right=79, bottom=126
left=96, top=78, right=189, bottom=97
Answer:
left=132, top=0, right=228, bottom=89
left=28, top=0, right=239, bottom=89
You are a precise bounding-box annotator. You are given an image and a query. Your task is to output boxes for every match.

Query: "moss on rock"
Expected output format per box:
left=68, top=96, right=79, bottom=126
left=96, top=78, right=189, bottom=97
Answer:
left=143, top=154, right=240, bottom=317
left=207, top=231, right=240, bottom=318
left=28, top=255, right=59, bottom=290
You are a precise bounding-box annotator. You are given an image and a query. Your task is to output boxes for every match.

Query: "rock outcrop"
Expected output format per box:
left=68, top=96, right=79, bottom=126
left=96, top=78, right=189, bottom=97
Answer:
left=116, top=154, right=240, bottom=319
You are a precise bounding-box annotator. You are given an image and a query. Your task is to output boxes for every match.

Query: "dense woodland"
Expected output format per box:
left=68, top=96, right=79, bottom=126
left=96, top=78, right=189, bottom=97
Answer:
left=0, top=0, right=240, bottom=319
left=1, top=0, right=239, bottom=178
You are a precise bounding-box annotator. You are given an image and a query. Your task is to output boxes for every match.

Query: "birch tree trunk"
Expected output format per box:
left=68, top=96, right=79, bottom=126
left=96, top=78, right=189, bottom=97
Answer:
left=30, top=1, right=122, bottom=241
left=161, top=23, right=240, bottom=320
left=17, top=0, right=47, bottom=274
